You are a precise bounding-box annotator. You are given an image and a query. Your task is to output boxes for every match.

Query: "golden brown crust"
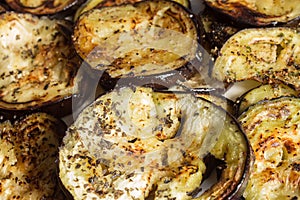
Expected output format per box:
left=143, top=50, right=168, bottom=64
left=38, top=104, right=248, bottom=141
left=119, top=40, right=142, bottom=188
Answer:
left=212, top=27, right=300, bottom=90
left=0, top=12, right=80, bottom=114
left=59, top=87, right=252, bottom=199
left=0, top=113, right=67, bottom=199
left=239, top=97, right=300, bottom=199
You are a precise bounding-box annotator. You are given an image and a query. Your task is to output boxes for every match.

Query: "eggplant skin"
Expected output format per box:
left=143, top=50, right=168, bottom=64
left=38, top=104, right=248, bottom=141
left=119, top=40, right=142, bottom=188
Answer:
left=204, top=0, right=300, bottom=26
left=195, top=92, right=235, bottom=115
left=73, top=0, right=199, bottom=79
left=238, top=97, right=300, bottom=200
left=5, top=0, right=85, bottom=15
left=0, top=12, right=80, bottom=114
left=98, top=62, right=202, bottom=91
left=59, top=86, right=252, bottom=200
left=198, top=7, right=242, bottom=59
left=212, top=27, right=300, bottom=90
left=236, top=83, right=300, bottom=116
left=0, top=113, right=67, bottom=200
left=0, top=3, right=8, bottom=13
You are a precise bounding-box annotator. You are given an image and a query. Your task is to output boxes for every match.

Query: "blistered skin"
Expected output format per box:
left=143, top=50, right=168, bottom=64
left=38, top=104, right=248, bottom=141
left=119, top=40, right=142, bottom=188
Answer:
left=59, top=87, right=252, bottom=200
left=239, top=97, right=300, bottom=200
left=0, top=12, right=80, bottom=111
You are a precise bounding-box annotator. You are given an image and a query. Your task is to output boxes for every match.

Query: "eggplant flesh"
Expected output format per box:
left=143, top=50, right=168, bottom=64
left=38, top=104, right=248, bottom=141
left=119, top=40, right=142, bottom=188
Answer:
left=204, top=0, right=300, bottom=26
left=73, top=0, right=199, bottom=79
left=0, top=113, right=67, bottom=199
left=97, top=0, right=190, bottom=9
left=0, top=12, right=80, bottom=112
left=59, top=86, right=252, bottom=200
left=239, top=97, right=300, bottom=200
left=5, top=0, right=84, bottom=15
left=212, top=27, right=300, bottom=90
left=73, top=0, right=190, bottom=21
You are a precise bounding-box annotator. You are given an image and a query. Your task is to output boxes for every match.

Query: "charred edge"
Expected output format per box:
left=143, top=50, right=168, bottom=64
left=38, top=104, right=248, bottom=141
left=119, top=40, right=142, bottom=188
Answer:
left=95, top=0, right=141, bottom=9
left=228, top=125, right=254, bottom=200
left=99, top=63, right=199, bottom=91
left=0, top=95, right=74, bottom=120
left=206, top=1, right=277, bottom=26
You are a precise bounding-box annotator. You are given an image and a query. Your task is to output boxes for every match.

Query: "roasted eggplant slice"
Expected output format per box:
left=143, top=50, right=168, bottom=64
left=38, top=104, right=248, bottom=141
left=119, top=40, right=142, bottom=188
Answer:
left=239, top=97, right=300, bottom=199
left=5, top=0, right=85, bottom=15
left=0, top=112, right=67, bottom=199
left=74, top=0, right=191, bottom=21
left=204, top=0, right=300, bottom=26
left=236, top=83, right=300, bottom=116
left=73, top=0, right=199, bottom=80
left=0, top=12, right=80, bottom=117
left=211, top=27, right=300, bottom=90
left=59, top=86, right=252, bottom=199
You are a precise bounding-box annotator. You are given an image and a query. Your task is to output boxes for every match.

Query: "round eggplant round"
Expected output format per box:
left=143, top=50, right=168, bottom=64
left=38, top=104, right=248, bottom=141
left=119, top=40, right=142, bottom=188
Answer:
left=73, top=0, right=201, bottom=89
left=5, top=0, right=85, bottom=15
left=0, top=12, right=81, bottom=118
left=239, top=97, right=300, bottom=199
left=0, top=112, right=67, bottom=199
left=59, top=86, right=253, bottom=200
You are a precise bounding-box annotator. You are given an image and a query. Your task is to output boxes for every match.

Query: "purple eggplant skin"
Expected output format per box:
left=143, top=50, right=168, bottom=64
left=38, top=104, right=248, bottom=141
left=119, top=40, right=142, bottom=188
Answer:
left=99, top=62, right=201, bottom=91
left=0, top=2, right=9, bottom=13
left=192, top=96, right=254, bottom=200
left=0, top=94, right=74, bottom=121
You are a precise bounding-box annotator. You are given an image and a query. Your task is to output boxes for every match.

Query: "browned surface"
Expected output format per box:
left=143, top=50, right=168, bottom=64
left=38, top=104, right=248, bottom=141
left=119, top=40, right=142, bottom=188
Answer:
left=5, top=0, right=84, bottom=15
